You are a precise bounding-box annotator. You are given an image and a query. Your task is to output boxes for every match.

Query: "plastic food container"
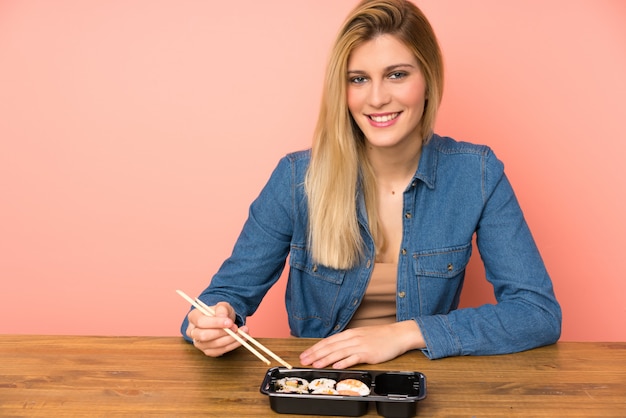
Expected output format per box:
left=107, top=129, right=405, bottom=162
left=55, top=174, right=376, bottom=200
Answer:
left=259, top=367, right=426, bottom=417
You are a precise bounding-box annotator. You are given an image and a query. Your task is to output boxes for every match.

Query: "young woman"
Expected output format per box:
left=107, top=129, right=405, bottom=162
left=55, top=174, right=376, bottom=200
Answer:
left=181, top=0, right=561, bottom=367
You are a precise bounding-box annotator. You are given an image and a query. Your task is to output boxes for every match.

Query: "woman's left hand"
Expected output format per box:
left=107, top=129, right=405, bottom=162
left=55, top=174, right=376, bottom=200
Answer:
left=299, top=320, right=425, bottom=369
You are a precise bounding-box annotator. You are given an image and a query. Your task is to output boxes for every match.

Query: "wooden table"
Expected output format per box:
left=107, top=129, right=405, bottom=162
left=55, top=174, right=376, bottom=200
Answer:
left=0, top=336, right=624, bottom=417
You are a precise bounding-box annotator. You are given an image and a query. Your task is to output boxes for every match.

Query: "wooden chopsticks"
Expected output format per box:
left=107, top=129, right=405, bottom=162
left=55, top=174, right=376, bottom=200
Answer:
left=176, top=290, right=292, bottom=369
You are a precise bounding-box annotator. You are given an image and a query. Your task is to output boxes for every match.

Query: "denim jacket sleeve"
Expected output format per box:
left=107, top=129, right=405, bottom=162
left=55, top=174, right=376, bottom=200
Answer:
left=415, top=146, right=562, bottom=359
left=180, top=154, right=297, bottom=338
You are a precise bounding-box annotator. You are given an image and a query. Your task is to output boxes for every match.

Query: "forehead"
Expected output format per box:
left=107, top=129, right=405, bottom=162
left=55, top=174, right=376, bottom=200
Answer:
left=348, top=34, right=417, bottom=70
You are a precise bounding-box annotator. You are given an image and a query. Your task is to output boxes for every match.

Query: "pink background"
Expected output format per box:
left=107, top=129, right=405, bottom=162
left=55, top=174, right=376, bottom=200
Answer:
left=1, top=1, right=625, bottom=341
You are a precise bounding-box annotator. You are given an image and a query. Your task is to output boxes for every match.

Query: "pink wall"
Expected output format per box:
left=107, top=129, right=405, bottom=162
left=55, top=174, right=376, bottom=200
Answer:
left=1, top=1, right=624, bottom=341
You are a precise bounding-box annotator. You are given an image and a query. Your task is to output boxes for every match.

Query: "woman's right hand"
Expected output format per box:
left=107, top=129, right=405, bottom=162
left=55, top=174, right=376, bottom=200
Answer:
left=185, top=302, right=248, bottom=357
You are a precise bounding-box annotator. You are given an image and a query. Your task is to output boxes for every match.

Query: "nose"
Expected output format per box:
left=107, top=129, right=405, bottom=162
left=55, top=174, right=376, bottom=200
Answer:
left=367, top=80, right=391, bottom=108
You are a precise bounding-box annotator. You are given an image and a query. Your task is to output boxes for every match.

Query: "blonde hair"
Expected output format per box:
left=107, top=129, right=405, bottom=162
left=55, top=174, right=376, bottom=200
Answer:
left=305, top=0, right=444, bottom=269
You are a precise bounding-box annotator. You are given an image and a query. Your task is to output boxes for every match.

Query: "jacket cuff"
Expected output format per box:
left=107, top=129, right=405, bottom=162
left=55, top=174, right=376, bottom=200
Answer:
left=415, top=315, right=463, bottom=359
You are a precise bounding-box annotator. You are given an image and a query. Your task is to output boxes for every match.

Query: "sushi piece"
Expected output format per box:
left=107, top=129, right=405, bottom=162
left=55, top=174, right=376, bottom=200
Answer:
left=308, top=378, right=337, bottom=392
left=275, top=377, right=309, bottom=393
left=336, top=378, right=370, bottom=396
left=311, top=387, right=339, bottom=395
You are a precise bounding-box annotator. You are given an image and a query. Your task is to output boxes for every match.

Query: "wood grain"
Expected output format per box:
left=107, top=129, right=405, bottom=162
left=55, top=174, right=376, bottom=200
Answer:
left=0, top=336, right=624, bottom=417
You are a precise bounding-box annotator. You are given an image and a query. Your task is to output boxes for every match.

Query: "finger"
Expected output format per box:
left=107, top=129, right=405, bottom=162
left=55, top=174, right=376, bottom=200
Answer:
left=195, top=334, right=242, bottom=357
left=194, top=326, right=240, bottom=346
left=186, top=323, right=195, bottom=340
left=330, top=352, right=362, bottom=369
left=300, top=343, right=352, bottom=368
left=192, top=301, right=235, bottom=329
left=300, top=331, right=353, bottom=364
left=193, top=326, right=230, bottom=344
left=187, top=308, right=204, bottom=326
left=311, top=345, right=362, bottom=369
left=195, top=313, right=234, bottom=330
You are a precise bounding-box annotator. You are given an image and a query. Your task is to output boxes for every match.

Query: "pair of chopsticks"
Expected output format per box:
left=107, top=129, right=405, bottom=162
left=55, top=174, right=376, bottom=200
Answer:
left=176, top=290, right=292, bottom=369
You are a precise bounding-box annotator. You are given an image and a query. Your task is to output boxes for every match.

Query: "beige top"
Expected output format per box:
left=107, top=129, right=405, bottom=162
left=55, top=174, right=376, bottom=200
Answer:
left=346, top=262, right=397, bottom=329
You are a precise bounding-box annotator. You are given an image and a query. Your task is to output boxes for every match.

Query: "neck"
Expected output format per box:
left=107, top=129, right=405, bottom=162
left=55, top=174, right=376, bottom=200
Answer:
left=367, top=143, right=422, bottom=194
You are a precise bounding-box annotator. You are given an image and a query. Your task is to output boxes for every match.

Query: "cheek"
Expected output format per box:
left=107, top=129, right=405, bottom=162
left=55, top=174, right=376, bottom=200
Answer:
left=401, top=82, right=427, bottom=112
left=346, top=88, right=362, bottom=115
left=399, top=87, right=426, bottom=111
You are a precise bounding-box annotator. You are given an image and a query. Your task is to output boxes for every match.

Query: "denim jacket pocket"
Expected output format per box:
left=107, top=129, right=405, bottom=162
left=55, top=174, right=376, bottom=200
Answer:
left=288, top=246, right=345, bottom=325
left=412, top=243, right=472, bottom=314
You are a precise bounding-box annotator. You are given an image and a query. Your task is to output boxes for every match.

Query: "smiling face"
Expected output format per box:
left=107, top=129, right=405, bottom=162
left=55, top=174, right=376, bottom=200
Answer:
left=347, top=34, right=428, bottom=152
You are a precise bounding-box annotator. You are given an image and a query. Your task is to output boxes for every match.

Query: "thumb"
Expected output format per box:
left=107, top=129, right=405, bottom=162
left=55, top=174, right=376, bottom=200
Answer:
left=213, top=302, right=236, bottom=321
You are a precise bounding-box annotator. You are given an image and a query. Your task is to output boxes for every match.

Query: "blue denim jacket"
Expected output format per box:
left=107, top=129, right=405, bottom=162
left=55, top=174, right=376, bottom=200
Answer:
left=181, top=135, right=561, bottom=359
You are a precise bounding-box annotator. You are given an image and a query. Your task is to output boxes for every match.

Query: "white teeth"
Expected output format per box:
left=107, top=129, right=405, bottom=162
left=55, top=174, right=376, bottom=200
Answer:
left=369, top=113, right=398, bottom=123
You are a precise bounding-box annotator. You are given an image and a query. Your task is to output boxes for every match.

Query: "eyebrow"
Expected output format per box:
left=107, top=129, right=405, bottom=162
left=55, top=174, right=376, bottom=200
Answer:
left=347, top=63, right=416, bottom=75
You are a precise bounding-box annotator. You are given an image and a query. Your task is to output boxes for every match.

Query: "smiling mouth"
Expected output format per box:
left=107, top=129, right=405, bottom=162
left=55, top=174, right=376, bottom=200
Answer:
left=368, top=112, right=400, bottom=123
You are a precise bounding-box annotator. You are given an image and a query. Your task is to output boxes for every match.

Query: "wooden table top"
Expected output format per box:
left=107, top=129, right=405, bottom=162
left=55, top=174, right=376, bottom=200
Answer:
left=0, top=335, right=624, bottom=417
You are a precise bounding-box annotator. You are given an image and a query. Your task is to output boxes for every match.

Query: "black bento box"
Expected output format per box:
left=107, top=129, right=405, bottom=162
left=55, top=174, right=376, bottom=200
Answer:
left=260, top=367, right=427, bottom=417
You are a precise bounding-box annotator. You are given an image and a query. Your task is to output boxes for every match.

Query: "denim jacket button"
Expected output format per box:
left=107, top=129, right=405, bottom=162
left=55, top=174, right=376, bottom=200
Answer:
left=398, top=291, right=406, bottom=298
left=405, top=212, right=412, bottom=219
left=366, top=259, right=371, bottom=268
left=401, top=248, right=407, bottom=255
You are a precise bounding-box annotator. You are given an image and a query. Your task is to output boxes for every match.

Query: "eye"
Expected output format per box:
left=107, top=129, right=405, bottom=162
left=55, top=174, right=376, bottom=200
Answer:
left=389, top=71, right=407, bottom=80
left=349, top=75, right=368, bottom=85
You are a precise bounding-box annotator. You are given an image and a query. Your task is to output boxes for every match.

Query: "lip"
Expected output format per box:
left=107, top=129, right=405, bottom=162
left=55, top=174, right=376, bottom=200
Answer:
left=366, top=112, right=400, bottom=128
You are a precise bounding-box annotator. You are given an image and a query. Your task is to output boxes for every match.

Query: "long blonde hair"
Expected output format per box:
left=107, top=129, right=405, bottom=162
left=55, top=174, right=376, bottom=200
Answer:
left=305, top=0, right=444, bottom=269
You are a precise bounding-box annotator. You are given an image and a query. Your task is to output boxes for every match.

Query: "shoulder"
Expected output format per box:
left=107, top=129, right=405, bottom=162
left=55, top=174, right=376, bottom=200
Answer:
left=265, top=149, right=311, bottom=186
left=418, top=134, right=505, bottom=191
left=429, top=134, right=492, bottom=156
left=273, top=149, right=311, bottom=168
left=283, top=149, right=311, bottom=164
left=273, top=149, right=311, bottom=177
left=429, top=134, right=503, bottom=170
left=285, top=149, right=311, bottom=162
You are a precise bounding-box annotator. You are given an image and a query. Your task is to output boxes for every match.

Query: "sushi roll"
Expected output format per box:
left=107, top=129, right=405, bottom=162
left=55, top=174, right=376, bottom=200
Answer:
left=308, top=378, right=337, bottom=392
left=275, top=377, right=309, bottom=393
left=336, top=378, right=370, bottom=396
left=311, top=387, right=339, bottom=395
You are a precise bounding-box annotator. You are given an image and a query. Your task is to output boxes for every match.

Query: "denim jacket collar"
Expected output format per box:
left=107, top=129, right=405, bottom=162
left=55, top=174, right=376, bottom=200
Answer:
left=414, top=136, right=438, bottom=190
left=356, top=136, right=439, bottom=225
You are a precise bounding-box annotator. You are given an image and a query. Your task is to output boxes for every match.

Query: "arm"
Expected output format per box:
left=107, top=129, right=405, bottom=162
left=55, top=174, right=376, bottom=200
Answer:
left=180, top=156, right=295, bottom=343
left=416, top=150, right=562, bottom=359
